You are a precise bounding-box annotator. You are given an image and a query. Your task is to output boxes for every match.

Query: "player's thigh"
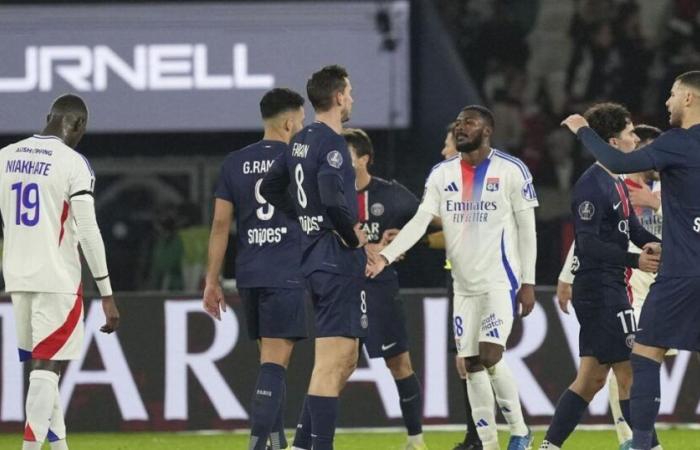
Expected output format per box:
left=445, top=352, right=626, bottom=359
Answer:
left=453, top=293, right=481, bottom=358
left=308, top=271, right=368, bottom=339
left=11, top=292, right=33, bottom=361
left=637, top=276, right=700, bottom=351
left=575, top=301, right=633, bottom=365
left=314, top=336, right=359, bottom=371
left=257, top=287, right=308, bottom=340
left=31, top=291, right=84, bottom=361
left=363, top=279, right=408, bottom=359
left=477, top=289, right=515, bottom=348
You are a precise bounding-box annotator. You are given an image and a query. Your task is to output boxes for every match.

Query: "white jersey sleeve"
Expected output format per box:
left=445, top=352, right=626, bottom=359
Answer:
left=417, top=162, right=444, bottom=217
left=558, top=242, right=576, bottom=284
left=68, top=154, right=95, bottom=197
left=507, top=160, right=539, bottom=212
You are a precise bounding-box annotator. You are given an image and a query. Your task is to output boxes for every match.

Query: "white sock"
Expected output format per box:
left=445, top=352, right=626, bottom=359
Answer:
left=49, top=382, right=68, bottom=450
left=539, top=440, right=560, bottom=450
left=608, top=371, right=632, bottom=444
left=407, top=433, right=424, bottom=444
left=24, top=370, right=59, bottom=446
left=467, top=371, right=498, bottom=448
left=487, top=359, right=528, bottom=436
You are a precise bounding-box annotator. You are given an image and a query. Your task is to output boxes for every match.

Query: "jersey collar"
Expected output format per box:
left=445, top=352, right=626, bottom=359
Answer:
left=32, top=134, right=64, bottom=143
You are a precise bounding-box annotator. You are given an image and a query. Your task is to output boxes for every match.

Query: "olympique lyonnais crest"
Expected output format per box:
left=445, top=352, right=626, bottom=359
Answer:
left=486, top=177, right=500, bottom=192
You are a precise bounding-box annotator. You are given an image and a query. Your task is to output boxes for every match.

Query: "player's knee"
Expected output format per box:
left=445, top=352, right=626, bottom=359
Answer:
left=464, top=356, right=483, bottom=373
left=478, top=350, right=503, bottom=369
left=385, top=354, right=413, bottom=379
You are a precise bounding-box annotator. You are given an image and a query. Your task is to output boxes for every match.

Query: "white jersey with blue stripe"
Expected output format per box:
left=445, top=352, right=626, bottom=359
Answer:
left=0, top=135, right=95, bottom=293
left=419, top=149, right=538, bottom=295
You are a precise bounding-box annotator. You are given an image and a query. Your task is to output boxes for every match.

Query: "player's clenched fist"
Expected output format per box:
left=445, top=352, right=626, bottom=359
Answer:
left=561, top=114, right=589, bottom=134
left=203, top=283, right=226, bottom=320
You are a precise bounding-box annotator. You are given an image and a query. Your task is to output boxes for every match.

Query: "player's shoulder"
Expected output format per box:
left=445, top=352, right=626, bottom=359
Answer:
left=491, top=149, right=532, bottom=180
left=428, top=155, right=459, bottom=177
left=573, top=164, right=607, bottom=196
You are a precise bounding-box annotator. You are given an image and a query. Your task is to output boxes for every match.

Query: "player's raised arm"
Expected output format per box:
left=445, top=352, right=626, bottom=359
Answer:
left=562, top=115, right=656, bottom=174
left=69, top=164, right=119, bottom=333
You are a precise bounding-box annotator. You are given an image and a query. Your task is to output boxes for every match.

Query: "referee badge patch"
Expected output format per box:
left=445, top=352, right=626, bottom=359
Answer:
left=578, top=201, right=595, bottom=221
left=327, top=150, right=343, bottom=168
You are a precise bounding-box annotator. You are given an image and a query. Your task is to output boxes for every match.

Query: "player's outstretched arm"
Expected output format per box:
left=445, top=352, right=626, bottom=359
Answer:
left=203, top=199, right=233, bottom=321
left=561, top=115, right=655, bottom=173
left=367, top=210, right=435, bottom=278
left=71, top=194, right=119, bottom=333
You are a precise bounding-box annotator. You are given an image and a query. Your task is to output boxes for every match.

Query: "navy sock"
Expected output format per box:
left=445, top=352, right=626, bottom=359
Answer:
left=395, top=373, right=423, bottom=436
left=292, top=395, right=312, bottom=449
left=544, top=389, right=589, bottom=447
left=269, top=379, right=288, bottom=449
left=631, top=354, right=662, bottom=450
left=308, top=395, right=338, bottom=450
left=620, top=398, right=660, bottom=448
left=249, top=363, right=286, bottom=450
left=461, top=376, right=481, bottom=444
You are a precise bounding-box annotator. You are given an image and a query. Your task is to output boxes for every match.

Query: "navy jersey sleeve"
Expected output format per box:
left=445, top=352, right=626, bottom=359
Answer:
left=393, top=182, right=420, bottom=227
left=573, top=180, right=639, bottom=268
left=260, top=152, right=294, bottom=213
left=316, top=134, right=358, bottom=247
left=214, top=156, right=234, bottom=202
left=578, top=127, right=655, bottom=173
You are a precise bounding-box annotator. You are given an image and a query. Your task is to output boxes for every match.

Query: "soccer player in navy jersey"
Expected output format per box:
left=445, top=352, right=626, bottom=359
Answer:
left=261, top=65, right=368, bottom=450
left=562, top=71, right=700, bottom=450
left=342, top=128, right=427, bottom=450
left=203, top=88, right=306, bottom=450
left=540, top=103, right=661, bottom=450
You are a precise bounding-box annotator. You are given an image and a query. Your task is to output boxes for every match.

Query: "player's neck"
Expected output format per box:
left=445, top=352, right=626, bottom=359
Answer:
left=356, top=171, right=371, bottom=191
left=40, top=123, right=65, bottom=144
left=681, top=112, right=700, bottom=129
left=262, top=128, right=289, bottom=144
left=459, top=146, right=490, bottom=166
left=314, top=111, right=343, bottom=134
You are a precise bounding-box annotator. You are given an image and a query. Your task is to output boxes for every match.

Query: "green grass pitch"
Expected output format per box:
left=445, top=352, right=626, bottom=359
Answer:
left=1, top=429, right=699, bottom=450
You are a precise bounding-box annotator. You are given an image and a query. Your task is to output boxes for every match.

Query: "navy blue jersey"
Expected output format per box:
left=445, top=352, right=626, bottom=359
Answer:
left=262, top=122, right=365, bottom=277
left=571, top=164, right=659, bottom=304
left=579, top=125, right=700, bottom=277
left=215, top=140, right=303, bottom=288
left=357, top=177, right=419, bottom=281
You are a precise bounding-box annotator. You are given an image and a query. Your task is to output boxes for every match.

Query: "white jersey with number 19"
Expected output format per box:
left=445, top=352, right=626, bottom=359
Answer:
left=419, top=150, right=539, bottom=295
left=0, top=135, right=95, bottom=294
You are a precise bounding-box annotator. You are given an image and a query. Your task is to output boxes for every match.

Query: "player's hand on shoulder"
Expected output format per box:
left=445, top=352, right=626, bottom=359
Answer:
left=203, top=282, right=226, bottom=321
left=517, top=284, right=536, bottom=317
left=556, top=280, right=573, bottom=314
left=354, top=223, right=369, bottom=248
left=561, top=114, right=589, bottom=134
left=100, top=295, right=120, bottom=334
left=638, top=249, right=660, bottom=273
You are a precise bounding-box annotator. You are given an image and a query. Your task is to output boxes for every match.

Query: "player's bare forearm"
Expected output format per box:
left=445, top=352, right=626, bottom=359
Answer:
left=205, top=199, right=233, bottom=286
left=517, top=283, right=536, bottom=317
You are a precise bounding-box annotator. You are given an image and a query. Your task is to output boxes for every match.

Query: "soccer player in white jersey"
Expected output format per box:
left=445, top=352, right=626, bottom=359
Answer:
left=368, top=105, right=538, bottom=450
left=556, top=124, right=664, bottom=449
left=0, top=94, right=119, bottom=450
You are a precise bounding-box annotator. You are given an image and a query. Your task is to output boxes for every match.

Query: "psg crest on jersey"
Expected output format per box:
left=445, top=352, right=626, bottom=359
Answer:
left=327, top=150, right=343, bottom=168
left=486, top=177, right=500, bottom=192
left=370, top=202, right=385, bottom=216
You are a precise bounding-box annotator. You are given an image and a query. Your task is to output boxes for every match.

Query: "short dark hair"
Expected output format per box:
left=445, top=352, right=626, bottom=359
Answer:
left=583, top=102, right=631, bottom=141
left=461, top=105, right=495, bottom=128
left=634, top=124, right=662, bottom=142
left=259, top=88, right=305, bottom=119
left=50, top=93, right=88, bottom=118
left=676, top=71, right=700, bottom=91
left=307, top=65, right=348, bottom=112
left=342, top=128, right=374, bottom=165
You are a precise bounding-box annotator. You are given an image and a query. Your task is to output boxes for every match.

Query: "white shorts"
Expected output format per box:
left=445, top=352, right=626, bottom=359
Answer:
left=453, top=289, right=515, bottom=357
left=11, top=290, right=84, bottom=361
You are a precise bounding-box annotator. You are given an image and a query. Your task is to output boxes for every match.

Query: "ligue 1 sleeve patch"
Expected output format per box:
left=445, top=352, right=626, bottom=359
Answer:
left=578, top=201, right=595, bottom=220
left=327, top=150, right=343, bottom=168
left=521, top=180, right=537, bottom=201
